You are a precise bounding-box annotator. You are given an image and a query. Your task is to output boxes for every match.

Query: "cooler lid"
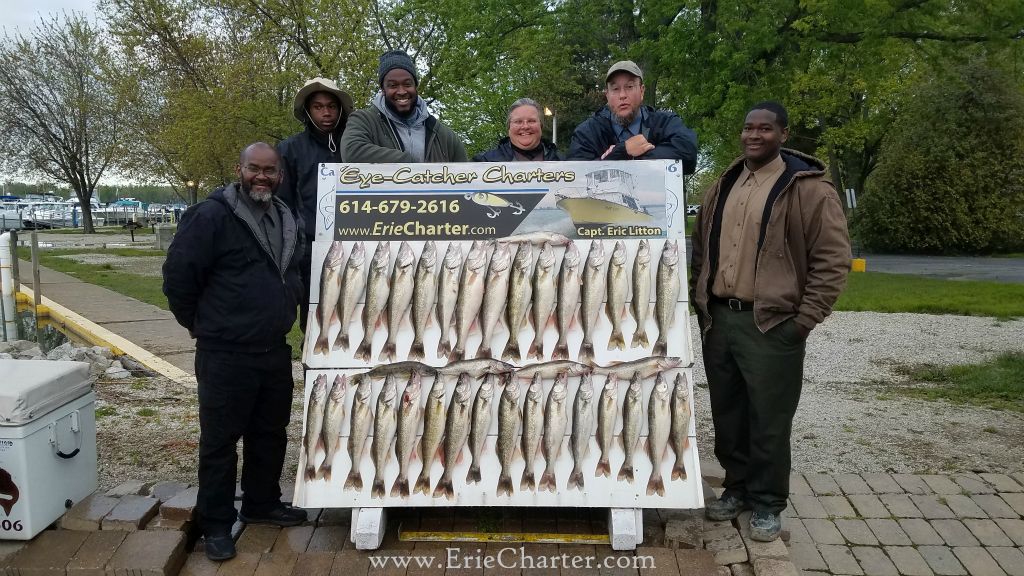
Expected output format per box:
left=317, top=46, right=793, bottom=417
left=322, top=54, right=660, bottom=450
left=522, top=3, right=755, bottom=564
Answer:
left=0, top=360, right=93, bottom=426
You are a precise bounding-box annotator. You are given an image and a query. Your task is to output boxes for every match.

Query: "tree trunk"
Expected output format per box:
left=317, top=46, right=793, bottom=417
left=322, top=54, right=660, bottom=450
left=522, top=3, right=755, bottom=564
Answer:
left=81, top=201, right=95, bottom=234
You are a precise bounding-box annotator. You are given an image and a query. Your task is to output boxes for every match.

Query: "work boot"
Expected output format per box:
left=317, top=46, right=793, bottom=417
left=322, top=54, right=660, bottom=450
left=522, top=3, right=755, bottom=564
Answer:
left=705, top=495, right=748, bottom=521
left=203, top=534, right=236, bottom=562
left=750, top=510, right=782, bottom=541
left=238, top=504, right=307, bottom=527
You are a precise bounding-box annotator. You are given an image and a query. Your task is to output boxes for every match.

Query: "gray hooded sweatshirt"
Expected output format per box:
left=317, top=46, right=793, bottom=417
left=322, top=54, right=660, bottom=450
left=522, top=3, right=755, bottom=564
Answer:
left=372, top=92, right=429, bottom=162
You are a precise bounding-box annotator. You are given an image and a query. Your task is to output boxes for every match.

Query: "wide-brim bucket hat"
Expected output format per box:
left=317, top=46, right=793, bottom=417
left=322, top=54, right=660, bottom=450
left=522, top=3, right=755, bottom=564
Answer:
left=292, top=77, right=354, bottom=123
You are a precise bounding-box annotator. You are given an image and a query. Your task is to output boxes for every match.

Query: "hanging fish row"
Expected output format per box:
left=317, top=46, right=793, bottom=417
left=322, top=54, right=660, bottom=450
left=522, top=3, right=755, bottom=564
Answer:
left=311, top=233, right=682, bottom=362
left=301, top=358, right=689, bottom=501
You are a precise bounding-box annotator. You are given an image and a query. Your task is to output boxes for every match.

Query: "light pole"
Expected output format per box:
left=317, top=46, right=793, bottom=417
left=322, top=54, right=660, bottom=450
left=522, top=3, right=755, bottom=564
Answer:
left=186, top=180, right=196, bottom=206
left=544, top=107, right=557, bottom=145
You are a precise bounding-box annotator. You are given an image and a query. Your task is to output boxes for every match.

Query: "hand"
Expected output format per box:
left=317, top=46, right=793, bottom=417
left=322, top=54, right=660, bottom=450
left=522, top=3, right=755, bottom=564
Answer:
left=625, top=134, right=655, bottom=157
left=794, top=322, right=811, bottom=340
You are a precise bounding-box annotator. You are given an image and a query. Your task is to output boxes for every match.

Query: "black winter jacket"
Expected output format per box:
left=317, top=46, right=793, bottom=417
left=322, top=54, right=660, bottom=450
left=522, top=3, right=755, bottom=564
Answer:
left=162, top=184, right=304, bottom=352
left=277, top=123, right=344, bottom=238
left=567, top=105, right=698, bottom=173
left=472, top=137, right=562, bottom=162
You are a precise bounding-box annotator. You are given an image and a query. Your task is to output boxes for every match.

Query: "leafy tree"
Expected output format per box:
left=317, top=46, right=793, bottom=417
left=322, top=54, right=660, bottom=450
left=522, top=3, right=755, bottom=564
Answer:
left=855, top=59, right=1024, bottom=254
left=0, top=14, right=128, bottom=232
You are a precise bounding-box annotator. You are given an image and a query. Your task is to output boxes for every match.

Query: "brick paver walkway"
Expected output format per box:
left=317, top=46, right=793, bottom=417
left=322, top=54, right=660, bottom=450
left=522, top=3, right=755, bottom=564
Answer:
left=784, top=472, right=1024, bottom=576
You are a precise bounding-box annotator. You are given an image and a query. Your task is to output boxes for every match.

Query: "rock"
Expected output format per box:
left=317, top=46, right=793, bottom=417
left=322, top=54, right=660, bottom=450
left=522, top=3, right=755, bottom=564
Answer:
left=46, top=342, right=75, bottom=360
left=12, top=340, right=36, bottom=351
left=90, top=345, right=114, bottom=359
left=105, top=366, right=131, bottom=379
left=0, top=341, right=14, bottom=354
left=0, top=353, right=12, bottom=360
left=17, top=346, right=42, bottom=359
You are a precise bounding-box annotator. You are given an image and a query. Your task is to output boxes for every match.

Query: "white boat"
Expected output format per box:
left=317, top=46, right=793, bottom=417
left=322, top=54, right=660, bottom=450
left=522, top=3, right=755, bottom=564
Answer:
left=554, top=168, right=654, bottom=226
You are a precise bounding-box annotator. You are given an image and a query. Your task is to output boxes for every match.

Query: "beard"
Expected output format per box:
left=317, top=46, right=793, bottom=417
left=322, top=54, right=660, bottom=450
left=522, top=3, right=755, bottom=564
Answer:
left=241, top=181, right=273, bottom=205
left=613, top=108, right=638, bottom=127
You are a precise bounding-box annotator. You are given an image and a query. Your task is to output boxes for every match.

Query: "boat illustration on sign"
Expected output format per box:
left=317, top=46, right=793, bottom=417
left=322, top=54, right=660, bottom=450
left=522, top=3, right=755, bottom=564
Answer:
left=555, top=168, right=654, bottom=226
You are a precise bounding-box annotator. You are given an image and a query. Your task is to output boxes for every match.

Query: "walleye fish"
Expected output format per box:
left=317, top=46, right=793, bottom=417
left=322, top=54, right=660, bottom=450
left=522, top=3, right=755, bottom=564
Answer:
left=502, top=243, right=533, bottom=361
left=567, top=373, right=594, bottom=490
left=670, top=373, right=691, bottom=481
left=409, top=241, right=438, bottom=360
left=654, top=240, right=681, bottom=356
left=354, top=242, right=391, bottom=362
left=343, top=374, right=373, bottom=491
left=390, top=371, right=422, bottom=498
left=519, top=373, right=544, bottom=491
left=317, top=374, right=347, bottom=481
left=313, top=242, right=345, bottom=355
left=370, top=374, right=398, bottom=499
left=594, top=374, right=618, bottom=477
left=617, top=371, right=643, bottom=483
left=436, top=243, right=464, bottom=358
left=646, top=372, right=671, bottom=496
left=434, top=373, right=473, bottom=499
left=514, top=360, right=591, bottom=380
left=451, top=240, right=489, bottom=361
left=495, top=376, right=521, bottom=496
left=466, top=374, right=495, bottom=483
left=478, top=242, right=512, bottom=359
left=580, top=240, right=607, bottom=361
left=381, top=241, right=416, bottom=361
left=367, top=360, right=437, bottom=380
left=593, top=356, right=682, bottom=379
left=334, top=241, right=367, bottom=351
left=497, top=231, right=571, bottom=247
left=629, top=239, right=652, bottom=349
left=606, top=241, right=629, bottom=351
left=302, top=374, right=329, bottom=481
left=553, top=242, right=582, bottom=360
left=436, top=358, right=516, bottom=379
left=527, top=242, right=557, bottom=360
left=538, top=372, right=568, bottom=492
left=412, top=375, right=447, bottom=496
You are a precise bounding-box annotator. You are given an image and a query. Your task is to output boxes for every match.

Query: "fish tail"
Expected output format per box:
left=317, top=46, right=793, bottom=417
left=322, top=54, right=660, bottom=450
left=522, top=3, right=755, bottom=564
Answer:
left=607, top=331, right=625, bottom=351
left=580, top=342, right=594, bottom=362
left=343, top=471, right=363, bottom=491
left=304, top=464, right=317, bottom=482
left=617, top=464, right=633, bottom=482
left=496, top=475, right=513, bottom=497
left=466, top=465, right=481, bottom=484
left=390, top=476, right=408, bottom=498
left=432, top=476, right=451, bottom=499
left=413, top=473, right=431, bottom=496
left=646, top=473, right=665, bottom=496
left=371, top=478, right=386, bottom=499
left=520, top=470, right=535, bottom=492
left=538, top=471, right=557, bottom=493
left=333, top=331, right=349, bottom=351
left=437, top=337, right=450, bottom=359
left=476, top=346, right=491, bottom=359
left=526, top=338, right=544, bottom=360
left=318, top=464, right=332, bottom=481
left=354, top=339, right=372, bottom=362
left=671, top=465, right=687, bottom=481
left=450, top=346, right=465, bottom=362
left=630, top=329, right=649, bottom=349
left=653, top=339, right=667, bottom=356
left=501, top=340, right=520, bottom=362
left=552, top=342, right=568, bottom=361
left=595, top=458, right=610, bottom=478
left=379, top=341, right=396, bottom=362
left=408, top=340, right=425, bottom=360
left=567, top=470, right=584, bottom=491
left=313, top=334, right=329, bottom=356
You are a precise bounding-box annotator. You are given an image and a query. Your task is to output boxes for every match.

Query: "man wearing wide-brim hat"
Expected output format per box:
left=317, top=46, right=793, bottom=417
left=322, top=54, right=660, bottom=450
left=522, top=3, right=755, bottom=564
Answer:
left=277, top=77, right=354, bottom=331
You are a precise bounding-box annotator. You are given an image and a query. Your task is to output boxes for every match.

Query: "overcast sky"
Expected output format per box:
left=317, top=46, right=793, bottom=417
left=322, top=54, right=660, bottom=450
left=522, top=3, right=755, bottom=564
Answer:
left=2, top=0, right=98, bottom=32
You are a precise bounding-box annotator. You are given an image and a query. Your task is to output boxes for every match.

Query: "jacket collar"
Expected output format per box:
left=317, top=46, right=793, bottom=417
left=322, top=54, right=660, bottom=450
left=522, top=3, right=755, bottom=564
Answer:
left=721, top=148, right=827, bottom=181
left=218, top=184, right=298, bottom=274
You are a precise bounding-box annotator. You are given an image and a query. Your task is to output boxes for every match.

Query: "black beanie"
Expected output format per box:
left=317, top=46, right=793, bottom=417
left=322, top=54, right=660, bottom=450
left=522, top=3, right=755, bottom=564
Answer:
left=378, top=50, right=418, bottom=86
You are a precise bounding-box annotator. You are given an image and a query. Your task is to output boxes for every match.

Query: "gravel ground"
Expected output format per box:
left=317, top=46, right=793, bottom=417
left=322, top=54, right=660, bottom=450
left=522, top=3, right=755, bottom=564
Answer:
left=93, top=311, right=1024, bottom=491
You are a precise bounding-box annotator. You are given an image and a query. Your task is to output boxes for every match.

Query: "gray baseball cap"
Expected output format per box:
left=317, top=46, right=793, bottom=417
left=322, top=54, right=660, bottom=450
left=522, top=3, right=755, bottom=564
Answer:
left=606, top=60, right=643, bottom=82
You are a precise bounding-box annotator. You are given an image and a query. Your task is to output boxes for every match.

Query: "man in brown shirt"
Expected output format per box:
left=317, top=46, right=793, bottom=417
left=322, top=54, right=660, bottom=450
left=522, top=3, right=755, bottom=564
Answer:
left=689, top=102, right=850, bottom=541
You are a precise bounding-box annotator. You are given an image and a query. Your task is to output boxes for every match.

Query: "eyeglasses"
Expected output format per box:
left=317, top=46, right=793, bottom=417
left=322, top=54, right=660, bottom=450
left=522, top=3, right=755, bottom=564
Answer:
left=607, top=83, right=640, bottom=95
left=242, top=165, right=280, bottom=178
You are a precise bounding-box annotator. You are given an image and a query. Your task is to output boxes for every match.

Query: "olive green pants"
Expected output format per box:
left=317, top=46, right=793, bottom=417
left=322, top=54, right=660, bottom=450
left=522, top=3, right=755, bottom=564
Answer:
left=702, top=301, right=806, bottom=514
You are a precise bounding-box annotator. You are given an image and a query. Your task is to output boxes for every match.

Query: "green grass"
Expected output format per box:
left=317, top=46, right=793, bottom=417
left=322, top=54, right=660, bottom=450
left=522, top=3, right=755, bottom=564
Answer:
left=893, top=352, right=1024, bottom=412
left=40, top=226, right=156, bottom=235
left=835, top=272, right=1024, bottom=319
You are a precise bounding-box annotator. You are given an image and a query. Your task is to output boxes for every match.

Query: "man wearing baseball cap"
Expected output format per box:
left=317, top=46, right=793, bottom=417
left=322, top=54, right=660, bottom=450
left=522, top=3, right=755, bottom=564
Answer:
left=341, top=50, right=467, bottom=163
left=568, top=60, right=697, bottom=173
left=277, top=77, right=353, bottom=331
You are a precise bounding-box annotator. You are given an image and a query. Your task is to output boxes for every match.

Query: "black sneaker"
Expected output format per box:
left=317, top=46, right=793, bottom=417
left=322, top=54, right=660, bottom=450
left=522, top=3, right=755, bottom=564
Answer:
left=204, top=534, right=236, bottom=562
left=238, top=504, right=307, bottom=527
left=706, top=495, right=748, bottom=521
left=750, top=510, right=782, bottom=541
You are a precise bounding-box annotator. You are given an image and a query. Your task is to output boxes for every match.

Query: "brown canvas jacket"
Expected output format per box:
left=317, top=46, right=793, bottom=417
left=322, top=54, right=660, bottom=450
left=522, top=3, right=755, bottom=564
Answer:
left=689, top=149, right=850, bottom=335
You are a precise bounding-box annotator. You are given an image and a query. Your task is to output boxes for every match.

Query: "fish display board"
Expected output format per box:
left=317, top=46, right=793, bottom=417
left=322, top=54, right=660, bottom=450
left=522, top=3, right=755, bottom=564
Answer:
left=294, top=160, right=701, bottom=510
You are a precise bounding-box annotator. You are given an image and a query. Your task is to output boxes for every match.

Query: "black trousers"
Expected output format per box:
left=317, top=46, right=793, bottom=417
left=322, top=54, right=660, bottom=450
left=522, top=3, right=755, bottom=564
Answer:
left=702, top=301, right=806, bottom=514
left=195, top=345, right=293, bottom=536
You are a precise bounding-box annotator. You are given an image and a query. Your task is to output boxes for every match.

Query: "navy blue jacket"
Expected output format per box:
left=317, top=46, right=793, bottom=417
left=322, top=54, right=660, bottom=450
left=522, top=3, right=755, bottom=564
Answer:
left=567, top=105, right=698, bottom=173
left=472, top=137, right=562, bottom=162
left=163, top=184, right=304, bottom=352
left=277, top=122, right=344, bottom=239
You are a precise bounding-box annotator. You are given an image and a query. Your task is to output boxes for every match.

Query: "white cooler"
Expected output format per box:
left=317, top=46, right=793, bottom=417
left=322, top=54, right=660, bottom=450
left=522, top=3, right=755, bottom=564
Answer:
left=0, top=359, right=98, bottom=540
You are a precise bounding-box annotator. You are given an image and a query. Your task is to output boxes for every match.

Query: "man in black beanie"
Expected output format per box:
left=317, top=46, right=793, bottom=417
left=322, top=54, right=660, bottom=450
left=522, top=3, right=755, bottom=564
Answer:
left=341, top=50, right=467, bottom=163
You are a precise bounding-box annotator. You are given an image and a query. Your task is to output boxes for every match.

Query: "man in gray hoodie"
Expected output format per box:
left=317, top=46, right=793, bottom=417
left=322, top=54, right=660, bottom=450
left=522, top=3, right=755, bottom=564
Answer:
left=341, top=50, right=467, bottom=163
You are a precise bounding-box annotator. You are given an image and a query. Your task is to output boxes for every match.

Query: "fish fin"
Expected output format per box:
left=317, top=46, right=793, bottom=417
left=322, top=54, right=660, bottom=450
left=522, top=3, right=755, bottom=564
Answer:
left=389, top=476, right=407, bottom=498
left=595, top=458, right=610, bottom=478
left=567, top=471, right=584, bottom=491
left=501, top=339, right=519, bottom=362
left=413, top=473, right=431, bottom=496
left=354, top=339, right=372, bottom=362
left=653, top=340, right=667, bottom=356
left=496, top=475, right=513, bottom=497
left=379, top=342, right=396, bottom=362
left=630, top=329, right=649, bottom=349
left=616, top=464, right=633, bottom=482
left=343, top=470, right=362, bottom=491
left=551, top=342, right=568, bottom=361
left=408, top=340, right=425, bottom=361
left=450, top=347, right=465, bottom=362
left=431, top=478, right=447, bottom=499
left=371, top=478, right=385, bottom=499
left=476, top=346, right=491, bottom=359
left=671, top=465, right=687, bottom=481
left=607, top=331, right=625, bottom=351
left=304, top=464, right=317, bottom=481
left=436, top=337, right=450, bottom=359
left=580, top=342, right=594, bottom=362
left=646, top=473, right=665, bottom=496
left=466, top=465, right=481, bottom=484
left=332, top=331, right=349, bottom=351
left=313, top=334, right=329, bottom=356
left=538, top=471, right=556, bottom=493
